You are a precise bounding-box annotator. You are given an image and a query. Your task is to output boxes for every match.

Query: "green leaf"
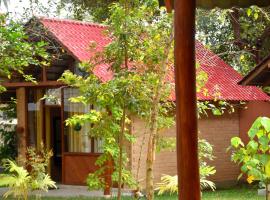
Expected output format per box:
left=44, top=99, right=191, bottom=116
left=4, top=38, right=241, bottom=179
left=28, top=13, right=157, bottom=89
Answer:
left=212, top=108, right=222, bottom=115
left=259, top=135, right=269, bottom=146
left=254, top=12, right=259, bottom=20
left=248, top=117, right=262, bottom=138
left=247, top=140, right=258, bottom=151
left=260, top=154, right=270, bottom=165
left=246, top=8, right=252, bottom=16
left=261, top=117, right=270, bottom=132
left=231, top=137, right=244, bottom=148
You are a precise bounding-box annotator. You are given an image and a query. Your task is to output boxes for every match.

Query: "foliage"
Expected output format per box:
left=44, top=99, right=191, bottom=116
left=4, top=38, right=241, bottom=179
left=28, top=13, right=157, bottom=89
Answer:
left=60, top=2, right=175, bottom=199
left=0, top=100, right=17, bottom=161
left=196, top=7, right=270, bottom=75
left=156, top=139, right=216, bottom=195
left=156, top=175, right=178, bottom=195
left=58, top=0, right=117, bottom=22
left=0, top=145, right=55, bottom=200
left=24, top=143, right=53, bottom=189
left=229, top=117, right=270, bottom=189
left=60, top=1, right=270, bottom=76
left=0, top=160, right=32, bottom=200
left=60, top=2, right=235, bottom=199
left=0, top=14, right=49, bottom=92
left=263, top=87, right=270, bottom=95
left=61, top=71, right=154, bottom=190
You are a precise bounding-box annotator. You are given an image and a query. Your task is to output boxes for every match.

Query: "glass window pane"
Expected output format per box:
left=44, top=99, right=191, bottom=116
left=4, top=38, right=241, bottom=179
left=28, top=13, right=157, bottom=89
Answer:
left=63, top=88, right=92, bottom=153
left=27, top=89, right=44, bottom=148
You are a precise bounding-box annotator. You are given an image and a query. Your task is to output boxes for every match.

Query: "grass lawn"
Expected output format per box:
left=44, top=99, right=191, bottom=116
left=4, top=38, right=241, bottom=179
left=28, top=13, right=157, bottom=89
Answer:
left=5, top=187, right=264, bottom=200
left=202, top=187, right=264, bottom=200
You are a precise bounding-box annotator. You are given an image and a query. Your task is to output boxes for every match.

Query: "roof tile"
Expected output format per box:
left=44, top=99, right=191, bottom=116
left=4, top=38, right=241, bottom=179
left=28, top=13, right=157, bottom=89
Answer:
left=39, top=17, right=269, bottom=101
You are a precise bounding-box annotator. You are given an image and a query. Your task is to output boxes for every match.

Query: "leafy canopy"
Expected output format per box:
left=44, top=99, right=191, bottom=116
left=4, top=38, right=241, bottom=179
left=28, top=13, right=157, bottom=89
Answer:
left=0, top=14, right=49, bottom=92
left=197, top=7, right=270, bottom=75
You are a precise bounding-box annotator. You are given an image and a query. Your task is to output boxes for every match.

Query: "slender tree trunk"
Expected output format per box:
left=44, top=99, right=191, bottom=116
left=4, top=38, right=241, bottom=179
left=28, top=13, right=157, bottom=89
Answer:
left=145, top=28, right=174, bottom=200
left=117, top=108, right=126, bottom=200
left=136, top=125, right=148, bottom=184
left=146, top=92, right=160, bottom=200
left=118, top=1, right=129, bottom=198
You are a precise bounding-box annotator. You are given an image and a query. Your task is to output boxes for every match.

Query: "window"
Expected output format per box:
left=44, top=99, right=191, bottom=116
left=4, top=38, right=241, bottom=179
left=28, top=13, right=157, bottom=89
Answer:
left=27, top=89, right=44, bottom=147
left=63, top=88, right=103, bottom=153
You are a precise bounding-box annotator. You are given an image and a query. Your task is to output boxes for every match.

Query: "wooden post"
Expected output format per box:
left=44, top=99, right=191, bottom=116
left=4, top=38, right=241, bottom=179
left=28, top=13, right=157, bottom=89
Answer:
left=174, top=0, right=201, bottom=200
left=16, top=87, right=28, bottom=164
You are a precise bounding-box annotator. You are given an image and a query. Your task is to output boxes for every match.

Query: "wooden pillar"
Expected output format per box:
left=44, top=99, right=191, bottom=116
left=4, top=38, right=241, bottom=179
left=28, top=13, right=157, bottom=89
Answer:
left=174, top=0, right=201, bottom=200
left=16, top=87, right=28, bottom=163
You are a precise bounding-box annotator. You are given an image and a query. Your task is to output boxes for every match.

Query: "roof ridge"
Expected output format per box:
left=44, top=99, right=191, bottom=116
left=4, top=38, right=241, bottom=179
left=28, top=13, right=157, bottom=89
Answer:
left=38, top=16, right=107, bottom=28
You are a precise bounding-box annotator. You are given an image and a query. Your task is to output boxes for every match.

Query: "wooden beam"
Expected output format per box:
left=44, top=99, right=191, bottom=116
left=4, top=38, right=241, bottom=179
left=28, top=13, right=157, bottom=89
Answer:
left=16, top=87, right=28, bottom=165
left=174, top=0, right=201, bottom=200
left=2, top=81, right=66, bottom=88
left=42, top=67, right=47, bottom=82
left=240, top=62, right=268, bottom=86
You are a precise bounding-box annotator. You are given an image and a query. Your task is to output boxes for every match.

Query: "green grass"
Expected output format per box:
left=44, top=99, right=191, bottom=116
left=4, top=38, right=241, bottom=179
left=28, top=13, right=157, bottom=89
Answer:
left=202, top=187, right=264, bottom=200
left=4, top=187, right=265, bottom=200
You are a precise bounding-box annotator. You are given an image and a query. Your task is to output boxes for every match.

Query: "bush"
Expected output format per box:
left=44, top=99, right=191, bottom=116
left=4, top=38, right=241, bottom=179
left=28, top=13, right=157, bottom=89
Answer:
left=156, top=139, right=216, bottom=195
left=229, top=117, right=270, bottom=187
left=0, top=145, right=56, bottom=200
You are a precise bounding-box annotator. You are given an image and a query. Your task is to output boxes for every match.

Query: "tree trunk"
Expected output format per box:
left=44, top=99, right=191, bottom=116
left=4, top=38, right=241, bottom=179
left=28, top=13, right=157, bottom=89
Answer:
left=135, top=124, right=147, bottom=185
left=146, top=93, right=160, bottom=200
left=145, top=28, right=174, bottom=200
left=117, top=108, right=126, bottom=200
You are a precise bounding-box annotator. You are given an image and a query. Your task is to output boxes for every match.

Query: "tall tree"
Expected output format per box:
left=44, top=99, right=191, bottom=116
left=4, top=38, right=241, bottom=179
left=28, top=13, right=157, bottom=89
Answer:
left=58, top=0, right=117, bottom=22
left=0, top=14, right=49, bottom=92
left=197, top=7, right=270, bottom=75
left=60, top=1, right=175, bottom=200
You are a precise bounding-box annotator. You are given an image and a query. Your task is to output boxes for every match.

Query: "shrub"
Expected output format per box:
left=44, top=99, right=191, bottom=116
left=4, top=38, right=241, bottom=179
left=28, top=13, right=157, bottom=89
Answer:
left=156, top=139, right=216, bottom=195
left=229, top=117, right=270, bottom=189
left=0, top=145, right=56, bottom=200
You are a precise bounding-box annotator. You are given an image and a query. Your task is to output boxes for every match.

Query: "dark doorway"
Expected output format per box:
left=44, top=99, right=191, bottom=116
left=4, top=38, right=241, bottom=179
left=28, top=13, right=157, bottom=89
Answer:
left=49, top=107, right=62, bottom=182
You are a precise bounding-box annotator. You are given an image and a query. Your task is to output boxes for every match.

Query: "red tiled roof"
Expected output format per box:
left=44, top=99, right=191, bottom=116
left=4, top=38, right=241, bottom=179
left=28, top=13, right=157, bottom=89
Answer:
left=39, top=17, right=269, bottom=101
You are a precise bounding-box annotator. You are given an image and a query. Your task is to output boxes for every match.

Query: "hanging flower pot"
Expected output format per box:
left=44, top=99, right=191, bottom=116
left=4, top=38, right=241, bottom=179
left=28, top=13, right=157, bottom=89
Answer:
left=73, top=123, right=82, bottom=132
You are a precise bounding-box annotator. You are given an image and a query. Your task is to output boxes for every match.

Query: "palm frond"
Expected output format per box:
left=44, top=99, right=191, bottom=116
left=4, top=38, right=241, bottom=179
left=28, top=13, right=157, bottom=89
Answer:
left=200, top=178, right=216, bottom=191
left=155, top=174, right=178, bottom=195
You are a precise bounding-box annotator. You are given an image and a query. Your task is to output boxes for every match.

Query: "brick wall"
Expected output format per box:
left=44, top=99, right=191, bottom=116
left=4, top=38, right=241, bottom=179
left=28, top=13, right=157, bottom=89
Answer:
left=240, top=101, right=270, bottom=144
left=130, top=111, right=241, bottom=188
left=198, top=112, right=240, bottom=184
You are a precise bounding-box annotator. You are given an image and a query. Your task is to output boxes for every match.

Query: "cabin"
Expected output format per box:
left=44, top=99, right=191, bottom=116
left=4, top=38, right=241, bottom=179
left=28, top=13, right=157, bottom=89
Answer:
left=1, top=17, right=270, bottom=188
